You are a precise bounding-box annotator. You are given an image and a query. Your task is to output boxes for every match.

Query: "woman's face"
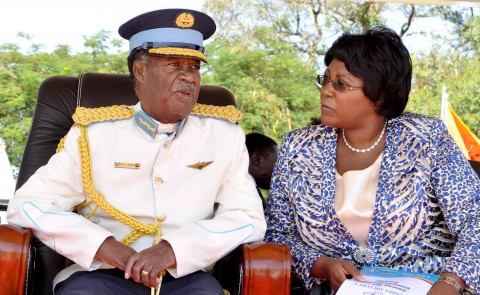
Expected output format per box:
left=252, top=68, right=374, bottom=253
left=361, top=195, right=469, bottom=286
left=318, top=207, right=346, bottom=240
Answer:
left=320, top=58, right=377, bottom=129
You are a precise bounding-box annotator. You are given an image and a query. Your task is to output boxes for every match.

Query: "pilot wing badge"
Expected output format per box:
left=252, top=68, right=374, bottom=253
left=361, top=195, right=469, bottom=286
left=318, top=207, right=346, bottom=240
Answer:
left=187, top=161, right=214, bottom=170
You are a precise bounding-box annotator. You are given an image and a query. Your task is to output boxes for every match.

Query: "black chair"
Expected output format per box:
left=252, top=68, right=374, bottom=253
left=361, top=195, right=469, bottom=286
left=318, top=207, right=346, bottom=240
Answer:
left=0, top=73, right=291, bottom=295
left=469, top=160, right=480, bottom=178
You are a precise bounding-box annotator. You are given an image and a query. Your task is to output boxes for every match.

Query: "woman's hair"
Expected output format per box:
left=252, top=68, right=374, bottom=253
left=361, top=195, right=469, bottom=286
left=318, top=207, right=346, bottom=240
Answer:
left=324, top=26, right=412, bottom=118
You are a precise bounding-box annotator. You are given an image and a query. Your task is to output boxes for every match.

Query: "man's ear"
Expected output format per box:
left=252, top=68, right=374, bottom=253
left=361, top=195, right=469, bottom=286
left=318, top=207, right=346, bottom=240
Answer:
left=251, top=151, right=262, bottom=166
left=133, top=60, right=146, bottom=83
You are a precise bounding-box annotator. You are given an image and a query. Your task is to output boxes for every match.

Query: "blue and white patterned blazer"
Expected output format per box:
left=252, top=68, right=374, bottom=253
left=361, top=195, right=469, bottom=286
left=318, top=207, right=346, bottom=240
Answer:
left=264, top=112, right=480, bottom=293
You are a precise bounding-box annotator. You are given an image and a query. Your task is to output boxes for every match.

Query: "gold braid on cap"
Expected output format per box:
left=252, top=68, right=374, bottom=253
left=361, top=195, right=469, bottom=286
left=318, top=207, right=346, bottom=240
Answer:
left=148, top=47, right=207, bottom=62
left=56, top=105, right=163, bottom=246
left=191, top=103, right=243, bottom=123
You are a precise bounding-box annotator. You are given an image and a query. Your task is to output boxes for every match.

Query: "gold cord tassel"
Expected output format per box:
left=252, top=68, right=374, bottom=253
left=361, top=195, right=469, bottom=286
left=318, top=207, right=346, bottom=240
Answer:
left=77, top=125, right=162, bottom=245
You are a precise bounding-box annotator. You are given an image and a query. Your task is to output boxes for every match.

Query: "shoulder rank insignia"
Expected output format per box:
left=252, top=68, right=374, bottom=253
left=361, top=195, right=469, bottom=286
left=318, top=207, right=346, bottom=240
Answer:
left=187, top=161, right=214, bottom=170
left=134, top=109, right=158, bottom=138
left=191, top=103, right=243, bottom=123
left=73, top=105, right=134, bottom=126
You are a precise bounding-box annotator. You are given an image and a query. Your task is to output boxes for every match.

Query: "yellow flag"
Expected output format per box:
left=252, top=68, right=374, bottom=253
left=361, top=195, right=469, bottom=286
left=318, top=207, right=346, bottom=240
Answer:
left=445, top=103, right=480, bottom=161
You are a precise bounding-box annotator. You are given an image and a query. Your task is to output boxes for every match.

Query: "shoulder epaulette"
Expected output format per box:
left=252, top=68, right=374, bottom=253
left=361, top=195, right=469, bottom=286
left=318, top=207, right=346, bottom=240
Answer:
left=191, top=103, right=243, bottom=123
left=72, top=105, right=135, bottom=126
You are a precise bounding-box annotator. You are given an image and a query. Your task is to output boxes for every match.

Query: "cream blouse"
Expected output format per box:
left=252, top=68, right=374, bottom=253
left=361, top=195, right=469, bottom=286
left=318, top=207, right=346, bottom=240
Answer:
left=334, top=153, right=383, bottom=249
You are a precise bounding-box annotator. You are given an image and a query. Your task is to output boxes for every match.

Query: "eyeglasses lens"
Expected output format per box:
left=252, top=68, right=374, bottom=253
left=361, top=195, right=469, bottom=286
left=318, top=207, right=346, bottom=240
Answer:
left=333, top=80, right=347, bottom=92
left=317, top=75, right=347, bottom=92
left=317, top=75, right=327, bottom=86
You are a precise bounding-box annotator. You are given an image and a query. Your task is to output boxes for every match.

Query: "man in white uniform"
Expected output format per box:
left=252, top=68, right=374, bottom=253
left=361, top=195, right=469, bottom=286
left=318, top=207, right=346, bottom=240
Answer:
left=7, top=9, right=266, bottom=295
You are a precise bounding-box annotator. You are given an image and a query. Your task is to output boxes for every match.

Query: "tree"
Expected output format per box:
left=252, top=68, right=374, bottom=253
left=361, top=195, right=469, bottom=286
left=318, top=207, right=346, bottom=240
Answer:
left=203, top=0, right=479, bottom=137
left=459, top=15, right=480, bottom=54
left=202, top=37, right=319, bottom=143
left=204, top=0, right=463, bottom=67
left=2, top=3, right=480, bottom=167
left=206, top=0, right=384, bottom=66
left=408, top=49, right=480, bottom=137
left=0, top=31, right=127, bottom=166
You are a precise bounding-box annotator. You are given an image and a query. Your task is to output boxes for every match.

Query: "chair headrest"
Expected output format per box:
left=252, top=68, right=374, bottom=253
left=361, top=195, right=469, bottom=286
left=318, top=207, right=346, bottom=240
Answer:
left=198, top=85, right=237, bottom=107
left=77, top=73, right=137, bottom=108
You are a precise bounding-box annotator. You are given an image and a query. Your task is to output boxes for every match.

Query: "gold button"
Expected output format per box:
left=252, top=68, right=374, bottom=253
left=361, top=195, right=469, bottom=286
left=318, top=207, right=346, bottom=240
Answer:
left=157, top=213, right=166, bottom=222
left=154, top=177, right=164, bottom=184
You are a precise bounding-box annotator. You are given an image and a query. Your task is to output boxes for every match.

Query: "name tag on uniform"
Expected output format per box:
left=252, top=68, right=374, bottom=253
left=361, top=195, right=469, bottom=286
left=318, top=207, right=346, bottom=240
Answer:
left=114, top=162, right=141, bottom=169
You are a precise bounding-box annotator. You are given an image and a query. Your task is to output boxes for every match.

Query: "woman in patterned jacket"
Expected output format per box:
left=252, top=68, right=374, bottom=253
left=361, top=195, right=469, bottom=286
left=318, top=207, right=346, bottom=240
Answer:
left=264, top=26, right=480, bottom=295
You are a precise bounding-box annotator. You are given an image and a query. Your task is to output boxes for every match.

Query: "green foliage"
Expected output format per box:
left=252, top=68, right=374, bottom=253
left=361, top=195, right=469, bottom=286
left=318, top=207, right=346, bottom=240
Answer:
left=460, top=16, right=480, bottom=53
left=202, top=38, right=319, bottom=143
left=205, top=0, right=479, bottom=139
left=323, top=0, right=384, bottom=33
left=394, top=9, right=480, bottom=138
left=408, top=50, right=480, bottom=137
left=204, top=0, right=419, bottom=66
left=1, top=2, right=480, bottom=168
left=0, top=32, right=128, bottom=166
left=445, top=54, right=480, bottom=135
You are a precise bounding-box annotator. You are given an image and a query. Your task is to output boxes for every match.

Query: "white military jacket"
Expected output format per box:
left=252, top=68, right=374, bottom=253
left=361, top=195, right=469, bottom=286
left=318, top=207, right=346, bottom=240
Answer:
left=7, top=103, right=266, bottom=286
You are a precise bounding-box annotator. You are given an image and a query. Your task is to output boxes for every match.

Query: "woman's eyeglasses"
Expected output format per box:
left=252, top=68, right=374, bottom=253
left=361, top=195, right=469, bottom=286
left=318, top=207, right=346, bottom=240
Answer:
left=316, top=75, right=362, bottom=92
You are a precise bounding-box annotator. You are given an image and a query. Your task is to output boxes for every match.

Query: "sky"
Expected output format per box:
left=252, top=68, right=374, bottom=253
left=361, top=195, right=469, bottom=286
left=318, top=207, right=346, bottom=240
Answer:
left=0, top=0, right=206, bottom=53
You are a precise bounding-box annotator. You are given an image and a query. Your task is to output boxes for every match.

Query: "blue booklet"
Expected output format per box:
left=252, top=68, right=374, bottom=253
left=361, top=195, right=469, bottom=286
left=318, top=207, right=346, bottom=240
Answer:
left=360, top=266, right=439, bottom=283
left=336, top=267, right=439, bottom=295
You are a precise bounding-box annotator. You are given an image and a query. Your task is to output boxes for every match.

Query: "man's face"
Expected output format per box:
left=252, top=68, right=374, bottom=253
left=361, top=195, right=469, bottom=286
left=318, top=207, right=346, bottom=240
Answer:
left=134, top=56, right=201, bottom=123
left=251, top=146, right=279, bottom=190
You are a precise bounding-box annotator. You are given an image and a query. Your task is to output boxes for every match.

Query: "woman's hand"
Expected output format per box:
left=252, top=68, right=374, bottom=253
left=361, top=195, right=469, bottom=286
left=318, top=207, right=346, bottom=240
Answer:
left=310, top=256, right=363, bottom=291
left=427, top=282, right=460, bottom=295
left=428, top=273, right=466, bottom=295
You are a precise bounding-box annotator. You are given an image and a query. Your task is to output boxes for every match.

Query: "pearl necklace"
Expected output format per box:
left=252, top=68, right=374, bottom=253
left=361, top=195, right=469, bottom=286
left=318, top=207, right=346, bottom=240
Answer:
left=342, top=121, right=387, bottom=153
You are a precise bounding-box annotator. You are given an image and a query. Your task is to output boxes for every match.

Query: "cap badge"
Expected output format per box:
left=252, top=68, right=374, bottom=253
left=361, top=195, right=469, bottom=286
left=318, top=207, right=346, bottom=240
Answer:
left=175, top=12, right=195, bottom=28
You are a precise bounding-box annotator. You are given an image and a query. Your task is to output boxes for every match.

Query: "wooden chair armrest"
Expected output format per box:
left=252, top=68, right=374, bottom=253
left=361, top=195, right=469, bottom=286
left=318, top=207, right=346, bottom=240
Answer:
left=0, top=225, right=293, bottom=295
left=241, top=242, right=291, bottom=295
left=0, top=224, right=33, bottom=295
left=214, top=242, right=291, bottom=295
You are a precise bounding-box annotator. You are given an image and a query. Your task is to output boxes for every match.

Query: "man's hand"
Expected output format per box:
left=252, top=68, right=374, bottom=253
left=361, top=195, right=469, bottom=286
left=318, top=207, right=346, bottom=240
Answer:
left=96, top=236, right=137, bottom=270
left=125, top=240, right=177, bottom=288
left=310, top=256, right=363, bottom=291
